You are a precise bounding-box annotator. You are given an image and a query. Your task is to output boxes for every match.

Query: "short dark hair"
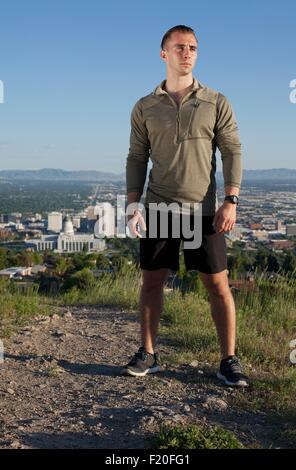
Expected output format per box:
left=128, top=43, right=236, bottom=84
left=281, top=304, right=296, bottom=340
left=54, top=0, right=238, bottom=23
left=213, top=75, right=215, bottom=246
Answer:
left=161, top=25, right=198, bottom=50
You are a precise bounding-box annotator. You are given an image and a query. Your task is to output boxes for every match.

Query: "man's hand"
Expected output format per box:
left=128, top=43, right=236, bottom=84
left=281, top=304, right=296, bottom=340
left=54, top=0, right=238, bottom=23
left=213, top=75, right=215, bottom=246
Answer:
left=127, top=209, right=147, bottom=238
left=213, top=202, right=237, bottom=233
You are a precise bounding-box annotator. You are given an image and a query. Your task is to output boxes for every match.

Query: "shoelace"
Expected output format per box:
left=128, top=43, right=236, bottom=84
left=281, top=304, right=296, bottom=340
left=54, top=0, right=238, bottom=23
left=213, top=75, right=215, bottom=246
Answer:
left=225, top=357, right=242, bottom=374
left=130, top=350, right=147, bottom=364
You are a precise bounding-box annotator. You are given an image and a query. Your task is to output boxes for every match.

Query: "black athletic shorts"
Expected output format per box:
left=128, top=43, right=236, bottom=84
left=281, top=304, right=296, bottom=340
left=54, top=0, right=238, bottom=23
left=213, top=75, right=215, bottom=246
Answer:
left=139, top=207, right=227, bottom=274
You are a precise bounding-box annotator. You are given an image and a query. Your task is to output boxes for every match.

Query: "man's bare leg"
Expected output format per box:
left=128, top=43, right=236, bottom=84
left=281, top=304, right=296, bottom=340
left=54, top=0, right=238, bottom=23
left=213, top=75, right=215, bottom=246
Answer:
left=198, top=269, right=236, bottom=359
left=139, top=268, right=169, bottom=354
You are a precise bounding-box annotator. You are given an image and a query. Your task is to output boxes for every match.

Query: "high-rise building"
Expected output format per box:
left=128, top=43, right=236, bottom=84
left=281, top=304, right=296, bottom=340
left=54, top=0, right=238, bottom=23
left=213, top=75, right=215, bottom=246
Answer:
left=286, top=224, right=296, bottom=236
left=73, top=217, right=81, bottom=229
left=87, top=203, right=115, bottom=237
left=48, top=212, right=62, bottom=233
left=93, top=203, right=115, bottom=238
left=87, top=206, right=97, bottom=220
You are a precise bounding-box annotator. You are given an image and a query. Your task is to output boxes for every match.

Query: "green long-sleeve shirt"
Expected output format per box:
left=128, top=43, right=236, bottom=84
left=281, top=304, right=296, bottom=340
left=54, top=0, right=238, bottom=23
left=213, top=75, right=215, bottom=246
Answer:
left=126, top=78, right=242, bottom=215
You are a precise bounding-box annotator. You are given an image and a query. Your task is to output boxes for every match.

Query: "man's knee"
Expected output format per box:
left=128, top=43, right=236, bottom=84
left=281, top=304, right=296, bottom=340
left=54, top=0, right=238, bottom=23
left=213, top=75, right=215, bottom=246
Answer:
left=207, top=283, right=231, bottom=298
left=141, top=268, right=169, bottom=291
left=199, top=270, right=231, bottom=298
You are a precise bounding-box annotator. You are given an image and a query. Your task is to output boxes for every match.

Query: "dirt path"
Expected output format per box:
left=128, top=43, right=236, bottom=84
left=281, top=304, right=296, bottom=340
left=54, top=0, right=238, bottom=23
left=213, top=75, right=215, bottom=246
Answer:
left=0, top=307, right=270, bottom=449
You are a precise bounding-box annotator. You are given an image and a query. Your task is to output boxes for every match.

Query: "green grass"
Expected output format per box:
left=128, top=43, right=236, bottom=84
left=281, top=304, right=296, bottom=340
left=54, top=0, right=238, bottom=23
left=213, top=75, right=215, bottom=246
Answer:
left=61, top=263, right=141, bottom=309
left=151, top=424, right=245, bottom=449
left=0, top=278, right=52, bottom=337
left=159, top=274, right=296, bottom=412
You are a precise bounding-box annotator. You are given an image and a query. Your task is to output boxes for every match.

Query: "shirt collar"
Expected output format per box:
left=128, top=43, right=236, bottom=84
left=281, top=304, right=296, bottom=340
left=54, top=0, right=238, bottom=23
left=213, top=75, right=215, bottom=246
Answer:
left=153, top=77, right=202, bottom=96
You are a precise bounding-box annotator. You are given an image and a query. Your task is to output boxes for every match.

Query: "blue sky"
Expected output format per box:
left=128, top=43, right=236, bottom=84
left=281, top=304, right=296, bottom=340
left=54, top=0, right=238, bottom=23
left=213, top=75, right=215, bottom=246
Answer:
left=0, top=0, right=295, bottom=173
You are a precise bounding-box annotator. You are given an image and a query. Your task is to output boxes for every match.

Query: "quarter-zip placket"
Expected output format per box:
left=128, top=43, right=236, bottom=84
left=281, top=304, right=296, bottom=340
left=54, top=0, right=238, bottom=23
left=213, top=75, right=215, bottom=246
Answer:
left=163, top=93, right=180, bottom=143
left=162, top=88, right=195, bottom=143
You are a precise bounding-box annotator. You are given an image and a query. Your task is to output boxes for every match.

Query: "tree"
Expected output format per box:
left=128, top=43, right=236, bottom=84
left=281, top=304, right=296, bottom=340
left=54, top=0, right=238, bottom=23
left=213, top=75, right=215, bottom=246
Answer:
left=254, top=248, right=269, bottom=272
left=32, top=251, right=43, bottom=265
left=110, top=253, right=129, bottom=270
left=63, top=268, right=96, bottom=291
left=267, top=253, right=280, bottom=272
left=54, top=256, right=73, bottom=276
left=282, top=251, right=296, bottom=274
left=96, top=253, right=111, bottom=269
left=0, top=248, right=8, bottom=269
left=17, top=251, right=35, bottom=267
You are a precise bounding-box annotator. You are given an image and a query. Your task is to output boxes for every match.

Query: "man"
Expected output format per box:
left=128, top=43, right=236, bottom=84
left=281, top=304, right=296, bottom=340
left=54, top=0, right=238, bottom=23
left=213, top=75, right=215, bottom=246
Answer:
left=123, top=25, right=249, bottom=387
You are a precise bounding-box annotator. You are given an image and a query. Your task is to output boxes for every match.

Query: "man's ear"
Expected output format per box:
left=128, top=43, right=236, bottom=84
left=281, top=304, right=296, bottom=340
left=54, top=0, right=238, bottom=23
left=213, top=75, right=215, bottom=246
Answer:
left=160, top=50, right=166, bottom=60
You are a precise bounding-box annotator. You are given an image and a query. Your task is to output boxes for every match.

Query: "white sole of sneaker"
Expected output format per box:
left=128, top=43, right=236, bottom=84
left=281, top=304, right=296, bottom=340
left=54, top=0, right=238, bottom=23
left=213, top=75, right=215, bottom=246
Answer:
left=122, top=365, right=160, bottom=377
left=217, top=371, right=248, bottom=388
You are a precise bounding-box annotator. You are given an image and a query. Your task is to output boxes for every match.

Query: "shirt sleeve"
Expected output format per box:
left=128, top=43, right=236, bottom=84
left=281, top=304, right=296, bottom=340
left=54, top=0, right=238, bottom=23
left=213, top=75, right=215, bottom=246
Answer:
left=126, top=99, right=150, bottom=195
left=214, top=93, right=242, bottom=189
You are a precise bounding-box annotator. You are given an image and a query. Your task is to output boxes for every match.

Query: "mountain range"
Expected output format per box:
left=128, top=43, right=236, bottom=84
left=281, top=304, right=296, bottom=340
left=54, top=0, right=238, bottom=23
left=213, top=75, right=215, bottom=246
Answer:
left=0, top=168, right=296, bottom=181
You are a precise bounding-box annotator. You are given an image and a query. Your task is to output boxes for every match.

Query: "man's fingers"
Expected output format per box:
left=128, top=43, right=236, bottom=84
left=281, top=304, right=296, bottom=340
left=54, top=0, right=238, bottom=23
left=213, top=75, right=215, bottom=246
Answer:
left=127, top=215, right=146, bottom=238
left=219, top=220, right=235, bottom=233
left=127, top=221, right=138, bottom=238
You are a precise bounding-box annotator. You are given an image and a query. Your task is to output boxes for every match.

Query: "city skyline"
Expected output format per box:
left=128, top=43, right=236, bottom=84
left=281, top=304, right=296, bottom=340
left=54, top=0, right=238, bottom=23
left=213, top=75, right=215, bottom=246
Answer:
left=0, top=0, right=295, bottom=173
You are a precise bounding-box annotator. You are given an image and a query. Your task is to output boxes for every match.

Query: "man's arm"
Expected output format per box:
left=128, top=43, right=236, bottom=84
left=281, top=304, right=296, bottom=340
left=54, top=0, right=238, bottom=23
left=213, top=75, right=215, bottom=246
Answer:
left=126, top=99, right=150, bottom=203
left=225, top=185, right=239, bottom=197
left=213, top=94, right=242, bottom=233
left=126, top=100, right=150, bottom=235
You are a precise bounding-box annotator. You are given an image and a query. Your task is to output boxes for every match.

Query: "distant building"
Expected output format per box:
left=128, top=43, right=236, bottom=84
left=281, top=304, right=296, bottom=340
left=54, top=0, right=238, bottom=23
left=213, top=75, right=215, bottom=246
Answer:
left=0, top=266, right=32, bottom=278
left=0, top=214, right=9, bottom=223
left=251, top=230, right=268, bottom=240
left=249, top=223, right=263, bottom=230
left=78, top=217, right=88, bottom=232
left=8, top=213, right=22, bottom=223
left=269, top=239, right=294, bottom=250
left=72, top=217, right=81, bottom=229
left=27, top=222, right=46, bottom=230
left=25, top=234, right=58, bottom=251
left=229, top=279, right=256, bottom=292
left=94, top=203, right=115, bottom=238
left=62, top=215, right=74, bottom=235
left=47, top=212, right=62, bottom=233
left=286, top=224, right=296, bottom=236
left=25, top=215, right=105, bottom=253
left=31, top=264, right=47, bottom=275
left=87, top=206, right=98, bottom=221
left=87, top=203, right=115, bottom=237
left=225, top=224, right=245, bottom=241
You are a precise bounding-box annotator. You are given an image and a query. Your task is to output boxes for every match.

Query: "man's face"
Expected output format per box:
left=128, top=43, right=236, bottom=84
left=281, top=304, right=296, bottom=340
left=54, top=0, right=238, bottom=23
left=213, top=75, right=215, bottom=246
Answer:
left=160, top=31, right=198, bottom=76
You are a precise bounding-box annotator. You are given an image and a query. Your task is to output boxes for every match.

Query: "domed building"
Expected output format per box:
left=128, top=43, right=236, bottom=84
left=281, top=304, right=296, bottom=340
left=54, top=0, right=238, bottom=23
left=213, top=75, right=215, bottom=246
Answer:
left=62, top=215, right=74, bottom=235
left=25, top=214, right=105, bottom=253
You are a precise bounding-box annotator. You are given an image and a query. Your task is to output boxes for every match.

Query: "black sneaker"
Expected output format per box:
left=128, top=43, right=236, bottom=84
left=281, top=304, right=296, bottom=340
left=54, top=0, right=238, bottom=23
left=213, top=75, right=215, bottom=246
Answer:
left=217, top=356, right=249, bottom=387
left=121, top=346, right=160, bottom=377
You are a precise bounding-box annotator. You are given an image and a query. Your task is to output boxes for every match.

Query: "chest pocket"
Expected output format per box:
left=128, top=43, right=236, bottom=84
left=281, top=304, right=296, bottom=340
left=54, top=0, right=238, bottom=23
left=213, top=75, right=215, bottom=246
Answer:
left=182, top=99, right=216, bottom=141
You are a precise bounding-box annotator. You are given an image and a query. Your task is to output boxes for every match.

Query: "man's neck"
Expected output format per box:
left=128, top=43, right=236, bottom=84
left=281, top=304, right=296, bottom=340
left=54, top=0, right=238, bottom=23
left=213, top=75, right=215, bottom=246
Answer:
left=164, top=74, right=194, bottom=94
